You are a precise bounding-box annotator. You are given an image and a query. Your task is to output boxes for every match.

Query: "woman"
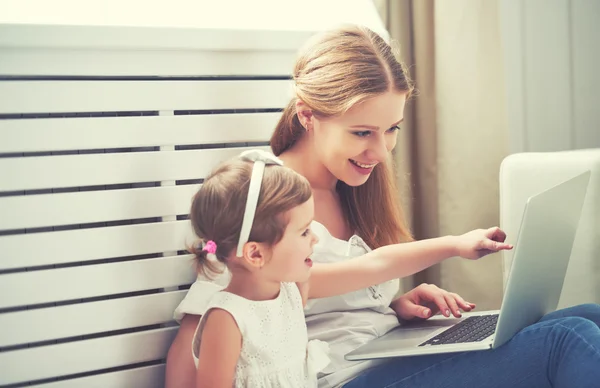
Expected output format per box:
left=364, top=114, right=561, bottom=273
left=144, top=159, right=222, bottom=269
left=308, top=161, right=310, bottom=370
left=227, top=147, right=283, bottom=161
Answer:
left=166, top=25, right=600, bottom=388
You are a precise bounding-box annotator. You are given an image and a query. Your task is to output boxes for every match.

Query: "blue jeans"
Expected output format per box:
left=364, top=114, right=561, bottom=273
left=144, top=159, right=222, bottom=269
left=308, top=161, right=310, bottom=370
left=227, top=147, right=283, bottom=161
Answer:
left=344, top=304, right=600, bottom=388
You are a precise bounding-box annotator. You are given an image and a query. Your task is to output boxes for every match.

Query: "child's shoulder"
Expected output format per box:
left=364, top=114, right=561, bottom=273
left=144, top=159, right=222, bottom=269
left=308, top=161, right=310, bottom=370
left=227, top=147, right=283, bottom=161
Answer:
left=200, top=291, right=250, bottom=329
left=203, top=307, right=238, bottom=330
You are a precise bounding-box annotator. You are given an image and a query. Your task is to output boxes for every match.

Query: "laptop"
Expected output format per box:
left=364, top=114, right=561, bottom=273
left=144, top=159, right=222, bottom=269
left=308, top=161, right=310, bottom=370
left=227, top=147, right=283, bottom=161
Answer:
left=345, top=170, right=591, bottom=361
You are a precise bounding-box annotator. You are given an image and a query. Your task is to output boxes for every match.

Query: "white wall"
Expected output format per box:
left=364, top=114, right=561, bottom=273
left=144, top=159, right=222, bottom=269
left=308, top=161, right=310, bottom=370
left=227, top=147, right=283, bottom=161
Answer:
left=499, top=0, right=600, bottom=153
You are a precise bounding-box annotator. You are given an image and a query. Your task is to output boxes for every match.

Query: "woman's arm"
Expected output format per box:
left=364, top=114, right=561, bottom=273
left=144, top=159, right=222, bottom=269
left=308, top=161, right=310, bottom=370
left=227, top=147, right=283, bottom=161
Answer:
left=309, top=227, right=512, bottom=299
left=296, top=280, right=310, bottom=307
left=195, top=309, right=242, bottom=388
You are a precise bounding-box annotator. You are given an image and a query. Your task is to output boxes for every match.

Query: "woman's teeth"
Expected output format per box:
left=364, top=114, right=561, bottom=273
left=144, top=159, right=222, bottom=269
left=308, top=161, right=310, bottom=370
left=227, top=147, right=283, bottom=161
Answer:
left=350, top=159, right=377, bottom=169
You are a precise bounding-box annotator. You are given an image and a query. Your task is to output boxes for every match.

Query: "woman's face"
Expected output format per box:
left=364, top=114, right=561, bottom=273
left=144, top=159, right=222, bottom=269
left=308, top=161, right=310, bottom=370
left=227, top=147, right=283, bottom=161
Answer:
left=311, top=91, right=406, bottom=187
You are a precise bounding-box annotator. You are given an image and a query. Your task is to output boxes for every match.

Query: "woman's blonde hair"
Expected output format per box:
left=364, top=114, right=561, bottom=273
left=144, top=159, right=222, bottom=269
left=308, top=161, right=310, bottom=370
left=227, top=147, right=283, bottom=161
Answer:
left=270, top=25, right=414, bottom=248
left=189, top=157, right=312, bottom=277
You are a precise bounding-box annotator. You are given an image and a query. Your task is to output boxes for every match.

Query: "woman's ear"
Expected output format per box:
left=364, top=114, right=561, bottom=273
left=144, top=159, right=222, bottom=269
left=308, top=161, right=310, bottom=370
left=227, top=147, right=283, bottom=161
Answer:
left=239, top=242, right=268, bottom=269
left=295, top=100, right=314, bottom=131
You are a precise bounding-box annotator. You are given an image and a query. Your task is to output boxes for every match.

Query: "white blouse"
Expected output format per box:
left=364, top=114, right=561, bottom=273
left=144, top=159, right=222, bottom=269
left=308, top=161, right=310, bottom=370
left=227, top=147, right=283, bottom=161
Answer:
left=175, top=221, right=401, bottom=388
left=192, top=282, right=330, bottom=387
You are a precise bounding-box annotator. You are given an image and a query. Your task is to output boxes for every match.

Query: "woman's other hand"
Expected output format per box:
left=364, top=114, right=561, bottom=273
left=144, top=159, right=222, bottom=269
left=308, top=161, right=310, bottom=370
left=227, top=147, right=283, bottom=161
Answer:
left=390, top=283, right=476, bottom=320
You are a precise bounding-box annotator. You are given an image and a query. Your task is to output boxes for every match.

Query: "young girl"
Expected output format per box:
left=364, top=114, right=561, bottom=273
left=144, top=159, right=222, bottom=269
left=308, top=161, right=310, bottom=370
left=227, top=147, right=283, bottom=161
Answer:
left=187, top=149, right=513, bottom=388
left=190, top=149, right=328, bottom=387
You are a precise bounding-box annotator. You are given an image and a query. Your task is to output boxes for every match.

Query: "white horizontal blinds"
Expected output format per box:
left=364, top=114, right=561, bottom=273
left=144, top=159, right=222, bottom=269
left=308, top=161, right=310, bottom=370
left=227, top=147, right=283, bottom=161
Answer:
left=0, top=254, right=196, bottom=309
left=0, top=221, right=195, bottom=270
left=0, top=328, right=177, bottom=386
left=0, top=75, right=287, bottom=387
left=0, top=144, right=270, bottom=192
left=0, top=112, right=280, bottom=153
left=0, top=290, right=188, bottom=348
left=0, top=80, right=291, bottom=114
left=0, top=185, right=201, bottom=230
left=27, top=364, right=167, bottom=388
left=0, top=49, right=297, bottom=77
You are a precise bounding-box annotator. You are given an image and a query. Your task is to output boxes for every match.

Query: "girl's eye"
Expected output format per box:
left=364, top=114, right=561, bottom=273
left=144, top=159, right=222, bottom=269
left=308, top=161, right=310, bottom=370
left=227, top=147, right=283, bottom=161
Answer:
left=302, top=229, right=311, bottom=237
left=387, top=125, right=401, bottom=133
left=352, top=131, right=371, bottom=138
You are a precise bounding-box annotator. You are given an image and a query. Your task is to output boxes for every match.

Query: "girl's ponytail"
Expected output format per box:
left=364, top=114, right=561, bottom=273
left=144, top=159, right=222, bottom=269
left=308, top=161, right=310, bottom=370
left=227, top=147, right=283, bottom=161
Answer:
left=189, top=240, right=223, bottom=279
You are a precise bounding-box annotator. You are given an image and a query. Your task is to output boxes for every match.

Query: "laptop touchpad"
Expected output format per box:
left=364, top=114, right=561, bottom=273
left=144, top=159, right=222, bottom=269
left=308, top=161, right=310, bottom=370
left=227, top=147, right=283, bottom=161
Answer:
left=385, top=318, right=463, bottom=341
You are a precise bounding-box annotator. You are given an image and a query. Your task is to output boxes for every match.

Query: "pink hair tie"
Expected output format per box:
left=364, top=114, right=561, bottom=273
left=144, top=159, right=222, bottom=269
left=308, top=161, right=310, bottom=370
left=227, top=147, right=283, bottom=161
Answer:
left=202, top=240, right=217, bottom=254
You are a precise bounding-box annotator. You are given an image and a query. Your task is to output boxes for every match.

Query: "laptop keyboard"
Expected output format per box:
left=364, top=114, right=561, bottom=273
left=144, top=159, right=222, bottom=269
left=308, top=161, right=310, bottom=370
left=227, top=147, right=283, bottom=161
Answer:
left=418, top=314, right=499, bottom=346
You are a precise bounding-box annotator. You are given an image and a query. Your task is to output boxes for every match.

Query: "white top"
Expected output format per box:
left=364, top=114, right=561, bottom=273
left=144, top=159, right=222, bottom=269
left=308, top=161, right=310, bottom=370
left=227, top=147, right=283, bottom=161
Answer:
left=192, top=282, right=330, bottom=387
left=176, top=221, right=401, bottom=388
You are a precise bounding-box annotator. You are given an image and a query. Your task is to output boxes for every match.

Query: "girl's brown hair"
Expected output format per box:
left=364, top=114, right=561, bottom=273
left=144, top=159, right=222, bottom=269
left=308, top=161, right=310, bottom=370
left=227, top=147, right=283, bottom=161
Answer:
left=189, top=157, right=312, bottom=277
left=270, top=25, right=414, bottom=248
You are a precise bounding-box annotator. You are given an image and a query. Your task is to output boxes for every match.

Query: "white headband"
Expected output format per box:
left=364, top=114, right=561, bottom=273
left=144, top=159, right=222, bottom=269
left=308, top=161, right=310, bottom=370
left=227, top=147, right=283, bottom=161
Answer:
left=236, top=149, right=284, bottom=257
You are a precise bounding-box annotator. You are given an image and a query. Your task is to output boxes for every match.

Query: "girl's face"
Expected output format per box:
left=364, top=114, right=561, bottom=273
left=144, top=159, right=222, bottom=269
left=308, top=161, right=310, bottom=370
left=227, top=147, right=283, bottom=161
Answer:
left=264, top=197, right=319, bottom=283
left=306, top=91, right=407, bottom=187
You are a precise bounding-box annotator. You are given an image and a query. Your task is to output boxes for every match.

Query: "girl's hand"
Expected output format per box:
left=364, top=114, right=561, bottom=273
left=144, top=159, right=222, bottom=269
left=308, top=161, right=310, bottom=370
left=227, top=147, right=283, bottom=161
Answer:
left=390, top=283, right=476, bottom=320
left=455, top=226, right=513, bottom=260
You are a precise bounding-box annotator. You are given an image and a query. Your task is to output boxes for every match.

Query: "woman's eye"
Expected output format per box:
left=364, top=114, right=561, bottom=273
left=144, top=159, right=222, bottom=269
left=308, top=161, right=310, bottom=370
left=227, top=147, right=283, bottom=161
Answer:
left=353, top=126, right=400, bottom=137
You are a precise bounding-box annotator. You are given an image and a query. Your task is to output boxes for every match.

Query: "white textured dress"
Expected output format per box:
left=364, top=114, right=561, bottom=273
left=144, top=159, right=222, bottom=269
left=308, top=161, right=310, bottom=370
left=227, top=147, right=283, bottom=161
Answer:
left=192, top=282, right=330, bottom=387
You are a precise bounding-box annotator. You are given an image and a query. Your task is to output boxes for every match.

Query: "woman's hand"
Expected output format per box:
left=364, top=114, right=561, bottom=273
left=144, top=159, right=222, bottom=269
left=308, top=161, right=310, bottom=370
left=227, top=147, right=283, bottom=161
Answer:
left=455, top=226, right=513, bottom=260
left=390, top=283, right=476, bottom=321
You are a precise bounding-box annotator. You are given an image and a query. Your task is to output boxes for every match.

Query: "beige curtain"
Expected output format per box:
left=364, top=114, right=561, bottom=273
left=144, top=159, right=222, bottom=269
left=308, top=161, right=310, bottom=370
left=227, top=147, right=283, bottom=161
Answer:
left=375, top=0, right=510, bottom=310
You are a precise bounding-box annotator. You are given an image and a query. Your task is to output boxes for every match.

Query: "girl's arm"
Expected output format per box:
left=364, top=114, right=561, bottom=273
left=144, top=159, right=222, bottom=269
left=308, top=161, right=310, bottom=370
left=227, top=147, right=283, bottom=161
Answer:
left=166, top=314, right=201, bottom=388
left=196, top=309, right=241, bottom=388
left=167, top=269, right=231, bottom=388
left=308, top=227, right=512, bottom=299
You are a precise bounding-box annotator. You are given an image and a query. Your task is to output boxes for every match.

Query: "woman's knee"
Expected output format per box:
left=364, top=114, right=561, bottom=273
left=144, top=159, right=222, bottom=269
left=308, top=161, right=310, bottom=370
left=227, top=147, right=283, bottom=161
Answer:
left=565, top=303, right=600, bottom=313
left=562, top=303, right=600, bottom=326
left=551, top=316, right=599, bottom=342
left=541, top=303, right=600, bottom=326
left=576, top=303, right=600, bottom=316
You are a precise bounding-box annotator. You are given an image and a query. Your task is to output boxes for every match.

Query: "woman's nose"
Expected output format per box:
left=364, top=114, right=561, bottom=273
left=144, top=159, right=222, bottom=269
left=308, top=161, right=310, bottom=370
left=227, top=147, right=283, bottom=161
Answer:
left=368, top=134, right=389, bottom=161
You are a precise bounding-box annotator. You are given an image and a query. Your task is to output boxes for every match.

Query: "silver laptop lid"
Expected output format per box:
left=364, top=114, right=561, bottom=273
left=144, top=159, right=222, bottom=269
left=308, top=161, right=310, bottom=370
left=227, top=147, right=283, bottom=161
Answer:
left=493, top=170, right=591, bottom=348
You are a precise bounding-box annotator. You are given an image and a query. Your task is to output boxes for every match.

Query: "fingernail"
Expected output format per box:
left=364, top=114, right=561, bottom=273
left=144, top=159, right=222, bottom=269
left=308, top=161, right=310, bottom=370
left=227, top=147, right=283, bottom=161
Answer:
left=445, top=309, right=450, bottom=317
left=423, top=308, right=431, bottom=317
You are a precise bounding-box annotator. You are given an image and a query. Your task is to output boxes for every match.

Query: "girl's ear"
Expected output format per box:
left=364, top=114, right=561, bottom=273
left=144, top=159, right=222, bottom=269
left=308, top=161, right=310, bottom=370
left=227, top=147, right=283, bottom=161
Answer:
left=239, top=242, right=267, bottom=269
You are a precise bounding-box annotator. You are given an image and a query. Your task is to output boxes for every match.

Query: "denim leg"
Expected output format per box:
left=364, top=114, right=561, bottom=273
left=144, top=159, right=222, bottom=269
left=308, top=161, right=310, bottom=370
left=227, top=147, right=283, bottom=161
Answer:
left=539, top=303, right=600, bottom=327
left=344, top=312, right=600, bottom=388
